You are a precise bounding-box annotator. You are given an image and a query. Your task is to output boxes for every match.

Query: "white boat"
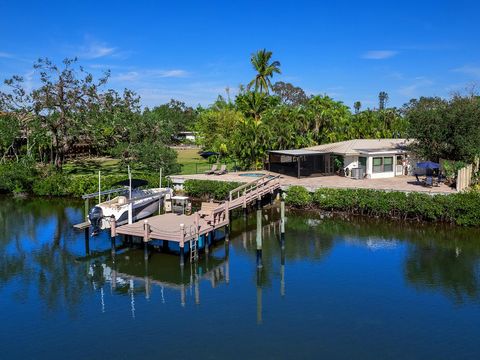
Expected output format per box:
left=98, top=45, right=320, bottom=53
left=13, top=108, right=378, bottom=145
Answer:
left=88, top=180, right=172, bottom=234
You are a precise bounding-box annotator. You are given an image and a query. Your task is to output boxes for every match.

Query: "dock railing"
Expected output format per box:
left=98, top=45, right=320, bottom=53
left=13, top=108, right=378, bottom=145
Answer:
left=228, top=174, right=280, bottom=209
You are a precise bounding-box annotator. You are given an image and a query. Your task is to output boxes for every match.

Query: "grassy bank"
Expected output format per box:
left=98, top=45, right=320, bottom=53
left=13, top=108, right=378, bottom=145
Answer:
left=285, top=186, right=480, bottom=226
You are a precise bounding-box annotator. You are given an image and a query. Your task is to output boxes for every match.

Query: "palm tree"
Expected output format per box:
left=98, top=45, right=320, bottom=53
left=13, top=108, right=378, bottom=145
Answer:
left=248, top=49, right=281, bottom=94
left=353, top=101, right=362, bottom=114
left=378, top=91, right=389, bottom=110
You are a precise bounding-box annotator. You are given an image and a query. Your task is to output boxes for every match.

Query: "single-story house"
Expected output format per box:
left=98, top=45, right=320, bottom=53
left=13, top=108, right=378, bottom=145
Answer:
left=267, top=139, right=414, bottom=179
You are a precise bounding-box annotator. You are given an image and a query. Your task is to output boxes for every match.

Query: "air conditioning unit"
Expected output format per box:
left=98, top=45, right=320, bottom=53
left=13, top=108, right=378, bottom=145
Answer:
left=351, top=167, right=364, bottom=180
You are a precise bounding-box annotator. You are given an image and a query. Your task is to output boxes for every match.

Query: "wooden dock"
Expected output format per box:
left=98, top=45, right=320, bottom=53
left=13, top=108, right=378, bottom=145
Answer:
left=114, top=174, right=281, bottom=263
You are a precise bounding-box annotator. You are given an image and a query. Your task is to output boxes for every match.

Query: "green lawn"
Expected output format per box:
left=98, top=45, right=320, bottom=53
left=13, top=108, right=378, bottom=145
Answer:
left=62, top=149, right=210, bottom=176
left=63, top=157, right=125, bottom=176
left=62, top=148, right=236, bottom=176
left=175, top=148, right=210, bottom=174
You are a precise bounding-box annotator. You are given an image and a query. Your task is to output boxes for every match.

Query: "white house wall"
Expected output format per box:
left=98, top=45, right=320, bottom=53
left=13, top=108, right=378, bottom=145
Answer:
left=343, top=155, right=358, bottom=172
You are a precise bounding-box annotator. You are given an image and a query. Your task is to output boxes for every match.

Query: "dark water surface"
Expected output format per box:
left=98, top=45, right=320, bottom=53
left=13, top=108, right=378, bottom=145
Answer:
left=1, top=196, right=480, bottom=359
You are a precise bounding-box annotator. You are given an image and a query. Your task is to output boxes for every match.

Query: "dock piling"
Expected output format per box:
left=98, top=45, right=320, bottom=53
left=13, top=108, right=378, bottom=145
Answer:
left=256, top=205, right=263, bottom=269
left=110, top=216, right=116, bottom=255
left=179, top=223, right=185, bottom=267
left=280, top=192, right=286, bottom=243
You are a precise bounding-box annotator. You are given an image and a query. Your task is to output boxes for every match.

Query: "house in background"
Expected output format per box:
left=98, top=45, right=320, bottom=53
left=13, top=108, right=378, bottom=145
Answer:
left=268, top=139, right=413, bottom=179
left=173, top=131, right=197, bottom=143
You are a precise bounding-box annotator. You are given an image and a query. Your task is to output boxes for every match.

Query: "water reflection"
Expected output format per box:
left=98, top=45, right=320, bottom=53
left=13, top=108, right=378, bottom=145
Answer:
left=2, top=195, right=480, bottom=320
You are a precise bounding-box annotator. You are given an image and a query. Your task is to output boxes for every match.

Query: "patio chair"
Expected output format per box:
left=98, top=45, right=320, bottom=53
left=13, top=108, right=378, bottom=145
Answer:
left=415, top=174, right=423, bottom=185
left=204, top=164, right=218, bottom=175
left=214, top=164, right=228, bottom=175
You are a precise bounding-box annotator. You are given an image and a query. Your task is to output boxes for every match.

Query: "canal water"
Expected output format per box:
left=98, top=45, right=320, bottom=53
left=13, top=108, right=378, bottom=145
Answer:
left=1, top=196, right=480, bottom=359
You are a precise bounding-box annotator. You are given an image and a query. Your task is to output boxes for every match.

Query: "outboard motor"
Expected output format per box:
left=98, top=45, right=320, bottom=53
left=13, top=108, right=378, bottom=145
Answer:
left=88, top=206, right=103, bottom=236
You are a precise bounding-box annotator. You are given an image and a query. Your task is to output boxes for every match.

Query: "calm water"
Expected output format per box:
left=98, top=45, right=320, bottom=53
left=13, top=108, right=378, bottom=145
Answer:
left=1, top=196, right=480, bottom=359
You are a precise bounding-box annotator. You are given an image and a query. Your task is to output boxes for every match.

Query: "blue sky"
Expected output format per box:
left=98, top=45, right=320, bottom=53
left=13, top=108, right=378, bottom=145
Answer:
left=1, top=0, right=479, bottom=109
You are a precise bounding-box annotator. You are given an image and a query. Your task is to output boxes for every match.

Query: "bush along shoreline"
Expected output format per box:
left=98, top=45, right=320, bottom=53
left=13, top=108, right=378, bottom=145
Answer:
left=183, top=179, right=242, bottom=200
left=0, top=161, right=170, bottom=197
left=285, top=186, right=480, bottom=226
left=0, top=162, right=243, bottom=201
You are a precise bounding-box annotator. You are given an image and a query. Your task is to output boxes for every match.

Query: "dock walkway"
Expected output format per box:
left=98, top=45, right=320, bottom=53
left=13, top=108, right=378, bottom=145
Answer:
left=115, top=174, right=281, bottom=246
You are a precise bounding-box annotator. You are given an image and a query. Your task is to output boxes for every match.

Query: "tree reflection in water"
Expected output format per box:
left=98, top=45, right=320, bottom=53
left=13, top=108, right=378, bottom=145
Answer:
left=2, top=194, right=480, bottom=319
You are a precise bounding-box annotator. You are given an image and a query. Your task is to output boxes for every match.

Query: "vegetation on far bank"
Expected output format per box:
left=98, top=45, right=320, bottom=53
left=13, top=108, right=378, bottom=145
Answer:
left=285, top=186, right=480, bottom=226
left=1, top=49, right=480, bottom=196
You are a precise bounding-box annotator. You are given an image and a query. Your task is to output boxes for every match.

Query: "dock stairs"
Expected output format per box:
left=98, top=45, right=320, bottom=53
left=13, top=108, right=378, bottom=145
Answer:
left=190, top=238, right=198, bottom=262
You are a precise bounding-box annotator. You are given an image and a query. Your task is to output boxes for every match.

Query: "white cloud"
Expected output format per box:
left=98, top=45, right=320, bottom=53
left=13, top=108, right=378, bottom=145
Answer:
left=111, top=69, right=189, bottom=82
left=0, top=52, right=14, bottom=58
left=398, top=78, right=433, bottom=97
left=78, top=38, right=116, bottom=59
left=362, top=50, right=398, bottom=60
left=452, top=65, right=480, bottom=78
left=157, top=69, right=188, bottom=78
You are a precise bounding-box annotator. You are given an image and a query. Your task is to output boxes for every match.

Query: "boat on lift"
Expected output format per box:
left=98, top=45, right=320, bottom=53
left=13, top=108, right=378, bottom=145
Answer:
left=88, top=178, right=172, bottom=235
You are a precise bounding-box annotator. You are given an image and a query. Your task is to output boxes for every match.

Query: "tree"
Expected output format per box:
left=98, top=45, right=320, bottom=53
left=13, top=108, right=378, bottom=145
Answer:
left=235, top=91, right=277, bottom=123
left=353, top=101, right=362, bottom=114
left=404, top=95, right=480, bottom=162
left=247, top=49, right=281, bottom=94
left=142, top=100, right=197, bottom=144
left=304, top=96, right=352, bottom=144
left=272, top=81, right=308, bottom=106
left=31, top=57, right=110, bottom=167
left=378, top=91, right=389, bottom=110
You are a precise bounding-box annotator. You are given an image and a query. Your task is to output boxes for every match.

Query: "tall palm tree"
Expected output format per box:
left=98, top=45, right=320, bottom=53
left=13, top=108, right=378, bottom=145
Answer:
left=353, top=101, right=362, bottom=114
left=248, top=49, right=281, bottom=94
left=378, top=91, right=389, bottom=110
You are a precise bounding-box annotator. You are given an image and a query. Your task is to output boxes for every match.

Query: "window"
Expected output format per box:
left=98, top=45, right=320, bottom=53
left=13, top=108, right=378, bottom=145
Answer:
left=373, top=157, right=383, bottom=173
left=359, top=156, right=367, bottom=168
left=373, top=156, right=394, bottom=173
left=384, top=157, right=393, bottom=172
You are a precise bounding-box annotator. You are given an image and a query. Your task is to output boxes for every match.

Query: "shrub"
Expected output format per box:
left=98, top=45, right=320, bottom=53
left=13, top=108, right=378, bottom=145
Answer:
left=184, top=179, right=242, bottom=200
left=0, top=158, right=37, bottom=194
left=307, top=187, right=480, bottom=226
left=285, top=186, right=312, bottom=208
left=33, top=168, right=71, bottom=196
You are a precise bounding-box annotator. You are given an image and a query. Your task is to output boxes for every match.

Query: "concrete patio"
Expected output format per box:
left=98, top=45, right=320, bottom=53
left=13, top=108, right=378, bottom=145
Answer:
left=171, top=171, right=456, bottom=194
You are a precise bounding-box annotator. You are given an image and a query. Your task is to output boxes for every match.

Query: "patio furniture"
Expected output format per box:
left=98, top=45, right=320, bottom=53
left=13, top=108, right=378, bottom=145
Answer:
left=214, top=164, right=228, bottom=175
left=415, top=174, right=423, bottom=185
left=204, top=164, right=218, bottom=175
left=416, top=161, right=440, bottom=170
left=425, top=176, right=433, bottom=187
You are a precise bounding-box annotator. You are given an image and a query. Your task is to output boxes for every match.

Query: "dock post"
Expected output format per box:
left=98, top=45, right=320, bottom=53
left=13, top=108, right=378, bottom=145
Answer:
left=110, top=216, right=116, bottom=256
left=256, top=204, right=263, bottom=269
left=179, top=224, right=185, bottom=267
left=143, top=220, right=150, bottom=260
left=162, top=240, right=169, bottom=253
left=243, top=190, right=247, bottom=218
left=280, top=192, right=286, bottom=243
left=205, top=232, right=210, bottom=255
left=84, top=198, right=89, bottom=221
left=281, top=233, right=286, bottom=297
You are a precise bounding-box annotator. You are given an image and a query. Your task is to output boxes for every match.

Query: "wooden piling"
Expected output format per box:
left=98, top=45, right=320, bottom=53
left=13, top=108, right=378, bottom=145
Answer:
left=280, top=192, right=285, bottom=243
left=179, top=223, right=185, bottom=267
left=84, top=198, right=89, bottom=221
left=110, top=216, right=116, bottom=255
left=143, top=220, right=150, bottom=260
left=256, top=207, right=263, bottom=269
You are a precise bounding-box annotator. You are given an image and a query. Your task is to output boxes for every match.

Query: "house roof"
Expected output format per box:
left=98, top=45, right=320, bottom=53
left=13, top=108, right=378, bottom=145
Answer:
left=305, top=139, right=410, bottom=155
left=268, top=149, right=323, bottom=156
